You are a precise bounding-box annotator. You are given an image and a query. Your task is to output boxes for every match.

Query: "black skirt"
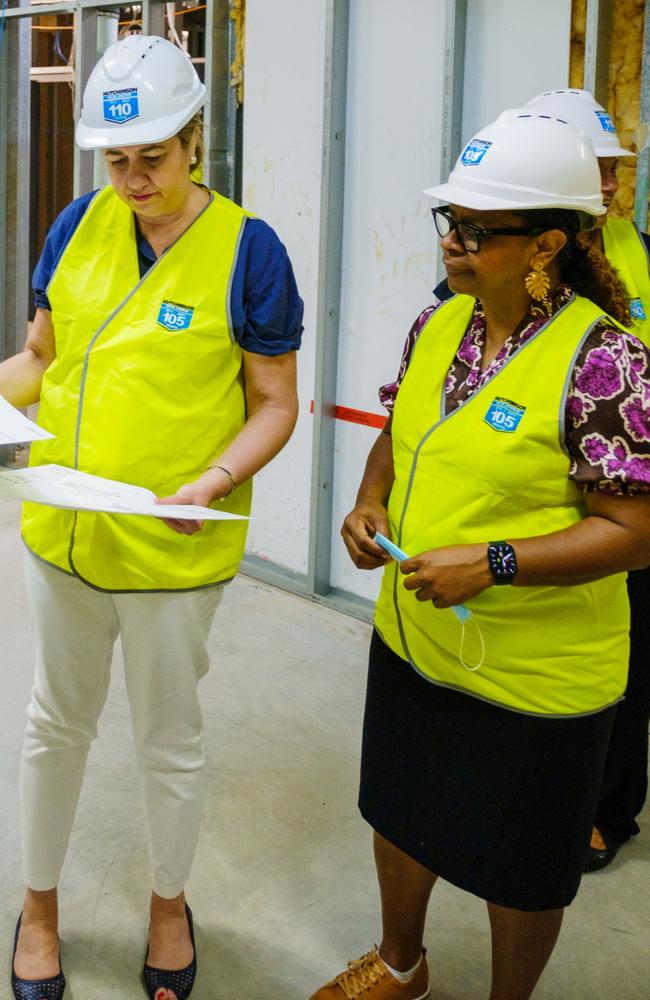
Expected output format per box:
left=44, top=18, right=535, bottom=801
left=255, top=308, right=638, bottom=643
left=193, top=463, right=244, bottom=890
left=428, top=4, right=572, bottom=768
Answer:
left=359, top=630, right=617, bottom=911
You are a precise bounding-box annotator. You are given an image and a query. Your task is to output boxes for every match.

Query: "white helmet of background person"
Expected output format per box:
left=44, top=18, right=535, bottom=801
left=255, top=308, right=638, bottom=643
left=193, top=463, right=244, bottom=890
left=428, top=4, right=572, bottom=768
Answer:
left=424, top=110, right=606, bottom=226
left=523, top=89, right=635, bottom=158
left=75, top=34, right=206, bottom=150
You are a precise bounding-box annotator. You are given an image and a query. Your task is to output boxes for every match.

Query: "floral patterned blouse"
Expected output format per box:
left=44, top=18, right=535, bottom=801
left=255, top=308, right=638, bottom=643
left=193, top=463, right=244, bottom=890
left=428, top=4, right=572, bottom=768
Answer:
left=379, top=285, right=650, bottom=495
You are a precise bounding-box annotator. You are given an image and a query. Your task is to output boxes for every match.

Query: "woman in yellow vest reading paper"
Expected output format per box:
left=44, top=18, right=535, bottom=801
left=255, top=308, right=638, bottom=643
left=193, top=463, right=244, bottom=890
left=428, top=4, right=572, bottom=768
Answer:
left=309, top=112, right=650, bottom=1000
left=0, top=35, right=302, bottom=1000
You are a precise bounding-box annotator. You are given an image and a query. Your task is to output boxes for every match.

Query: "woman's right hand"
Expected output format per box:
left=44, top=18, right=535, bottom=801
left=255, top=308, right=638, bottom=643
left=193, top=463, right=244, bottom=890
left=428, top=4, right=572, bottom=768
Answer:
left=341, top=498, right=392, bottom=570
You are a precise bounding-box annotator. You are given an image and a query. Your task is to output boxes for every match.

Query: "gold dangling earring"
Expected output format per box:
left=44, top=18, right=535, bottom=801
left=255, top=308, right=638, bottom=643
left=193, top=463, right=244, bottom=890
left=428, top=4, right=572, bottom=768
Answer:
left=524, top=260, right=550, bottom=302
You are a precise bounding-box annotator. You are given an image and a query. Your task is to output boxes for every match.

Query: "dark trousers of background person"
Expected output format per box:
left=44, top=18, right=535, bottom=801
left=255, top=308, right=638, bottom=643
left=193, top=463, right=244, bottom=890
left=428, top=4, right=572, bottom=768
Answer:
left=595, top=566, right=650, bottom=844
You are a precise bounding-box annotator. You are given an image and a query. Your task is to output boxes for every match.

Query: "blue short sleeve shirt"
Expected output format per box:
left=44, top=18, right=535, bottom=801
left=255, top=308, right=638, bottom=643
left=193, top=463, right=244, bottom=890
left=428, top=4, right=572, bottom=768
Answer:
left=32, top=190, right=304, bottom=356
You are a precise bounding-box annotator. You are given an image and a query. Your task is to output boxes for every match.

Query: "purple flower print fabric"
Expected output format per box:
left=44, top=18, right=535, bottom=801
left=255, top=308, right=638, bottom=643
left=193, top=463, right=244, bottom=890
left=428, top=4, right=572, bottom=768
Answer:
left=379, top=285, right=650, bottom=495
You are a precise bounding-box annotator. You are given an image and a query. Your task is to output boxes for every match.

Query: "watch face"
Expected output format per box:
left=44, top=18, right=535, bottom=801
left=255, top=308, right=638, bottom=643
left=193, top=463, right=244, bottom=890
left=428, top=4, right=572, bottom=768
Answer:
left=488, top=542, right=517, bottom=583
left=497, top=549, right=516, bottom=573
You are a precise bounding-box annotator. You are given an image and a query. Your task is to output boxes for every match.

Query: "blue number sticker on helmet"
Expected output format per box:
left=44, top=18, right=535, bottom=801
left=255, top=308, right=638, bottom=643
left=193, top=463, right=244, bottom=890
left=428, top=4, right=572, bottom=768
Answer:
left=103, top=87, right=140, bottom=124
left=157, top=300, right=195, bottom=332
left=460, top=139, right=492, bottom=167
left=594, top=110, right=616, bottom=134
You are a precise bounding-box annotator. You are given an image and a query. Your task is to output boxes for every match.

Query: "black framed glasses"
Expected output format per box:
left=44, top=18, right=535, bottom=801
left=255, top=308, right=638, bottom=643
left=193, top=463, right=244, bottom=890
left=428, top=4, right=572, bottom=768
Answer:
left=431, top=206, right=545, bottom=253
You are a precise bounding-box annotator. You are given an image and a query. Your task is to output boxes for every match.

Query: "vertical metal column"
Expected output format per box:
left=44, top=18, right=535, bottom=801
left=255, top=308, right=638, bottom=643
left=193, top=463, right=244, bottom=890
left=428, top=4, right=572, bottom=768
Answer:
left=204, top=0, right=236, bottom=198
left=440, top=0, right=467, bottom=183
left=634, top=0, right=650, bottom=231
left=92, top=9, right=119, bottom=189
left=583, top=0, right=613, bottom=105
left=0, top=4, right=30, bottom=463
left=141, top=0, right=165, bottom=38
left=0, top=5, right=31, bottom=362
left=307, top=0, right=350, bottom=597
left=436, top=0, right=467, bottom=285
left=73, top=6, right=98, bottom=197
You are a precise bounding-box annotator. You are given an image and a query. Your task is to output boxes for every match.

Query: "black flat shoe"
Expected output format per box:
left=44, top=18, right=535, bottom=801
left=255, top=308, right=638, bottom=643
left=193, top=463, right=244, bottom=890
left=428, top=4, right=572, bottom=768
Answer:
left=142, top=904, right=197, bottom=1000
left=11, top=914, right=66, bottom=1000
left=583, top=833, right=621, bottom=872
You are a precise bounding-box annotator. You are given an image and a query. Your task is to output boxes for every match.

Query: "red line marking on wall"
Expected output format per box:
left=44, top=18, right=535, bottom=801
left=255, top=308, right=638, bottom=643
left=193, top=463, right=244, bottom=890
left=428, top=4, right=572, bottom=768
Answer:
left=309, top=400, right=387, bottom=429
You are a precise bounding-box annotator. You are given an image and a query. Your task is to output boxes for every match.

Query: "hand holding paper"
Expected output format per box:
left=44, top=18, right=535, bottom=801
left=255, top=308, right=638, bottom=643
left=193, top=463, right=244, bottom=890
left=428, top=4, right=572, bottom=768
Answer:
left=0, top=464, right=247, bottom=522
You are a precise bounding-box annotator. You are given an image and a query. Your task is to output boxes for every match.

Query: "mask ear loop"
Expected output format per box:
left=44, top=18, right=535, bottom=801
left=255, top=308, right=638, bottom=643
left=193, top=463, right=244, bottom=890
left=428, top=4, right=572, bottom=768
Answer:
left=372, top=535, right=488, bottom=671
left=458, top=616, right=486, bottom=672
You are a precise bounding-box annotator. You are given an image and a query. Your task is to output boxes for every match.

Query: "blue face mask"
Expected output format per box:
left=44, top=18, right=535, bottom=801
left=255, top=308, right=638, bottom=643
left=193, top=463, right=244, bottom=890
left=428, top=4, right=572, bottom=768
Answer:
left=373, top=532, right=485, bottom=671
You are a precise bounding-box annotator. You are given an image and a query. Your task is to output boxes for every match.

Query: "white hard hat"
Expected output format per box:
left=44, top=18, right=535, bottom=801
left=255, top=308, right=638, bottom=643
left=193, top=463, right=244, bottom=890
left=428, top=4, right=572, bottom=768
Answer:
left=523, top=89, right=634, bottom=158
left=425, top=110, right=606, bottom=220
left=76, top=35, right=206, bottom=150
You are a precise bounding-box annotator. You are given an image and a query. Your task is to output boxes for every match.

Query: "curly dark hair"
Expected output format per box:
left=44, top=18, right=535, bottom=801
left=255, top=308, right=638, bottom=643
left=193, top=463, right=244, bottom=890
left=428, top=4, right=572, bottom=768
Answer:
left=518, top=208, right=632, bottom=328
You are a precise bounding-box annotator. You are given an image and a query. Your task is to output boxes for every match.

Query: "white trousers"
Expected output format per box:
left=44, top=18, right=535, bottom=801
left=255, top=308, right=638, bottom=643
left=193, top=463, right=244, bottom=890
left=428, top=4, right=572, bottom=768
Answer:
left=20, top=551, right=222, bottom=898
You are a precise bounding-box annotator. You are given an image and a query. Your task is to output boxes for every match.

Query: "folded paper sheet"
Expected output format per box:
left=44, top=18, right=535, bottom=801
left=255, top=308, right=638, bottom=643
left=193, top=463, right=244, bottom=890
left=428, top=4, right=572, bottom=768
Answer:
left=0, top=465, right=247, bottom=521
left=0, top=396, right=54, bottom=446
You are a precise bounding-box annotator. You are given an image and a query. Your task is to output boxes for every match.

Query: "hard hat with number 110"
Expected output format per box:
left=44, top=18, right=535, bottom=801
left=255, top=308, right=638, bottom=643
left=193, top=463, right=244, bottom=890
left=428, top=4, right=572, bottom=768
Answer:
left=75, top=34, right=206, bottom=150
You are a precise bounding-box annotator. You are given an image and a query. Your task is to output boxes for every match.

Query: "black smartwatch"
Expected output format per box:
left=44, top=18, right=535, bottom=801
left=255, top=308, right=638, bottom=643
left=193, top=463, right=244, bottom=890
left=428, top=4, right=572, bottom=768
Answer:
left=487, top=541, right=518, bottom=585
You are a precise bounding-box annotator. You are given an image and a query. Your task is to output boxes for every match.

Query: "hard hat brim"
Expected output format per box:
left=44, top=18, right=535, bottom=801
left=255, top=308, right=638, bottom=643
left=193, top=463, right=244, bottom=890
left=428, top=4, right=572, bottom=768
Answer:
left=594, top=144, right=636, bottom=158
left=424, top=180, right=607, bottom=218
left=75, top=86, right=206, bottom=150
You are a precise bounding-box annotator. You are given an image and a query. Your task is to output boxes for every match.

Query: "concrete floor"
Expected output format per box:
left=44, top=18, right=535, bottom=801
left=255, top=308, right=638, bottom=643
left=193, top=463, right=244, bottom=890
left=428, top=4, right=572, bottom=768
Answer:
left=0, top=497, right=648, bottom=1000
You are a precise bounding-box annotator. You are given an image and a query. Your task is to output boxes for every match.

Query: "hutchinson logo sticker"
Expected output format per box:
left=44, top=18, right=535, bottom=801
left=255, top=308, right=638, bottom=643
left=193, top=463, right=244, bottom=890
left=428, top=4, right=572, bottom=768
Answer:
left=157, top=300, right=195, bottom=332
left=594, top=110, right=616, bottom=134
left=484, top=397, right=526, bottom=433
left=103, top=88, right=140, bottom=124
left=460, top=139, right=492, bottom=167
left=631, top=298, right=647, bottom=321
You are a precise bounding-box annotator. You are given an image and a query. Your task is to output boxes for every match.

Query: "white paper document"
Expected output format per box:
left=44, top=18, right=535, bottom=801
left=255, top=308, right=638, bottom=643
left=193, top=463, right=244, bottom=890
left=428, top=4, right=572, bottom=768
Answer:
left=0, top=465, right=248, bottom=521
left=0, top=396, right=54, bottom=446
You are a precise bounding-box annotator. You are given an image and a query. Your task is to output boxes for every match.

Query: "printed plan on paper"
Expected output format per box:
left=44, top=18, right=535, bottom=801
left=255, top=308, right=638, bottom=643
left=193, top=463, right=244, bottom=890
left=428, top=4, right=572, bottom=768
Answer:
left=0, top=465, right=247, bottom=521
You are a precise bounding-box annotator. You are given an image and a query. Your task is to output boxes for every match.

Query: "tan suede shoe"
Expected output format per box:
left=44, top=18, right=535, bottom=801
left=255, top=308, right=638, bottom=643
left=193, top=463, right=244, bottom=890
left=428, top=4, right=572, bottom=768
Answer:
left=308, top=947, right=429, bottom=1000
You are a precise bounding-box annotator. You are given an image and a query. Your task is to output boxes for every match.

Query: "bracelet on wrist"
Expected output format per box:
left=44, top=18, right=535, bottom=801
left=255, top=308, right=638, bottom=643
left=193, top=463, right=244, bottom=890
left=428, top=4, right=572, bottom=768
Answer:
left=207, top=464, right=237, bottom=497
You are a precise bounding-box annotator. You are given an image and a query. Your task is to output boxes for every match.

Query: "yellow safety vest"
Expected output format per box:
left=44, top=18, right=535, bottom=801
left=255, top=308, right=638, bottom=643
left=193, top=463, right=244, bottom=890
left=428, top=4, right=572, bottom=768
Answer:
left=23, top=185, right=253, bottom=591
left=602, top=217, right=650, bottom=345
left=375, top=293, right=629, bottom=716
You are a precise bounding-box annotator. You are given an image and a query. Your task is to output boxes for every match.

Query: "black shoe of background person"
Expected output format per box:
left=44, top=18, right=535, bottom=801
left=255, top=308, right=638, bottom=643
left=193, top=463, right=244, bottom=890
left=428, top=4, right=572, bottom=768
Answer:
left=583, top=831, right=622, bottom=872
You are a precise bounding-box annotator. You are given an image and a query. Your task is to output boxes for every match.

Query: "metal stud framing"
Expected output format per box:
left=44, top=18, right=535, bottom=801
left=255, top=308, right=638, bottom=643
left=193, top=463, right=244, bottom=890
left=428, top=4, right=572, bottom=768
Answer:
left=583, top=0, right=613, bottom=106
left=634, top=0, right=650, bottom=231
left=0, top=3, right=31, bottom=463
left=203, top=0, right=237, bottom=199
left=436, top=0, right=467, bottom=285
left=72, top=5, right=99, bottom=197
left=0, top=3, right=31, bottom=358
left=307, top=0, right=350, bottom=599
left=240, top=0, right=375, bottom=623
left=141, top=0, right=165, bottom=37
